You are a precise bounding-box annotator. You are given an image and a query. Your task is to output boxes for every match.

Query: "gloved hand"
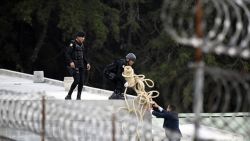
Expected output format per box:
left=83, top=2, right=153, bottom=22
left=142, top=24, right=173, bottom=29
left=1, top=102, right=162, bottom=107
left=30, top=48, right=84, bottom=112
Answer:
left=124, top=82, right=129, bottom=87
left=109, top=73, right=116, bottom=80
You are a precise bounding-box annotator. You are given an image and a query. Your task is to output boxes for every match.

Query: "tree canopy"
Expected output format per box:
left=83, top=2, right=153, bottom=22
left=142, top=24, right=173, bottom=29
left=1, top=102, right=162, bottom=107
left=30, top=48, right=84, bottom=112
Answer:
left=1, top=0, right=249, bottom=112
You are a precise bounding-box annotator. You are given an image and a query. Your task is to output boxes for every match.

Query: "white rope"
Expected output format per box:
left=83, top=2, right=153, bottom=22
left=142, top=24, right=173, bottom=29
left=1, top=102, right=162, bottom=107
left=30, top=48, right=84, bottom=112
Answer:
left=119, top=66, right=159, bottom=140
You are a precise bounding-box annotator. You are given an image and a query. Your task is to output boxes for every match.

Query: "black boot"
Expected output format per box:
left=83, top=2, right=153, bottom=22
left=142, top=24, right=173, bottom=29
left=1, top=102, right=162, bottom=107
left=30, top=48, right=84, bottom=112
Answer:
left=77, top=85, right=83, bottom=100
left=108, top=90, right=124, bottom=100
left=76, top=91, right=81, bottom=100
left=76, top=93, right=81, bottom=100
left=65, top=95, right=72, bottom=100
left=65, top=82, right=77, bottom=100
left=108, top=93, right=117, bottom=99
left=116, top=93, right=125, bottom=100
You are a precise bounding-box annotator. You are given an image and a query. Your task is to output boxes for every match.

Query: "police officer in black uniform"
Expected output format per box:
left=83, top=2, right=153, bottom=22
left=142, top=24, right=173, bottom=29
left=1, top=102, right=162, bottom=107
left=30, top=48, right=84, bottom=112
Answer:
left=65, top=31, right=91, bottom=100
left=104, top=53, right=136, bottom=99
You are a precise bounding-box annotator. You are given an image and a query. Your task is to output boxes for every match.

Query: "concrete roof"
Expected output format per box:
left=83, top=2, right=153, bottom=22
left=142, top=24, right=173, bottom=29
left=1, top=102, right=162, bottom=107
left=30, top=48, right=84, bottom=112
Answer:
left=0, top=69, right=249, bottom=141
left=0, top=69, right=112, bottom=100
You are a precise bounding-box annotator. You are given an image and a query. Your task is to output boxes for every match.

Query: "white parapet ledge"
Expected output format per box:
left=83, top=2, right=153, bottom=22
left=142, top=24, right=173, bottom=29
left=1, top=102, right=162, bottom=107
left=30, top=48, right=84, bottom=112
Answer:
left=0, top=68, right=136, bottom=99
left=179, top=112, right=250, bottom=118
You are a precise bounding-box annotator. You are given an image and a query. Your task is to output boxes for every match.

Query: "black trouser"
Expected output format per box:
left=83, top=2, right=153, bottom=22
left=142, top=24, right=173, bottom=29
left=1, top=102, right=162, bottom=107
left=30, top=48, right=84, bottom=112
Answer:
left=67, top=67, right=85, bottom=98
left=114, top=78, right=125, bottom=94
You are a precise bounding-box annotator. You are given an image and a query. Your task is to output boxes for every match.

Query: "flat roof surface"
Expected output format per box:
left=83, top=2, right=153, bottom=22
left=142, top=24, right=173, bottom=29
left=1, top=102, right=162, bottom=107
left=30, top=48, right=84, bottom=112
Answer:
left=0, top=69, right=249, bottom=141
left=0, top=73, right=109, bottom=100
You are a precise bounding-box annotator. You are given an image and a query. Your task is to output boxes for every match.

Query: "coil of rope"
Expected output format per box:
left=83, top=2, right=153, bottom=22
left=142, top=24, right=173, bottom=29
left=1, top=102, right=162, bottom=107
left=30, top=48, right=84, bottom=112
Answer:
left=120, top=66, right=159, bottom=139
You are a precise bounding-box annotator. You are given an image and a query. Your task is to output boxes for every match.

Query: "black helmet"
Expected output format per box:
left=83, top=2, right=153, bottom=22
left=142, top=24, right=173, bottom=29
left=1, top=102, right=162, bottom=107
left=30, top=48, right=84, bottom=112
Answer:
left=126, top=53, right=136, bottom=61
left=76, top=31, right=86, bottom=37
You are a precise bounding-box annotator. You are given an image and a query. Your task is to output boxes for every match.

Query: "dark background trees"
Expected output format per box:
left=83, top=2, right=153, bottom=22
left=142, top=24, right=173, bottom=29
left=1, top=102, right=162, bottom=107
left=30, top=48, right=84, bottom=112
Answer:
left=1, top=0, right=249, bottom=112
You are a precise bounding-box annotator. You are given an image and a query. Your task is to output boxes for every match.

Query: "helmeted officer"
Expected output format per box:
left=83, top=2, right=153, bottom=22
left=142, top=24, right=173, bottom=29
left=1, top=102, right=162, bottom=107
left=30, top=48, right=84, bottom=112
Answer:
left=65, top=31, right=91, bottom=100
left=104, top=53, right=136, bottom=99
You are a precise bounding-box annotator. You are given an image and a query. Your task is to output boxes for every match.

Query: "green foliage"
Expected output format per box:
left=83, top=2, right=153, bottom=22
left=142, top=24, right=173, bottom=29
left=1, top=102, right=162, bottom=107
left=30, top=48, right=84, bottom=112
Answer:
left=105, top=8, right=120, bottom=41
left=204, top=54, right=218, bottom=66
left=12, top=0, right=39, bottom=25
left=2, top=0, right=250, bottom=112
left=58, top=0, right=86, bottom=34
left=12, top=0, right=53, bottom=25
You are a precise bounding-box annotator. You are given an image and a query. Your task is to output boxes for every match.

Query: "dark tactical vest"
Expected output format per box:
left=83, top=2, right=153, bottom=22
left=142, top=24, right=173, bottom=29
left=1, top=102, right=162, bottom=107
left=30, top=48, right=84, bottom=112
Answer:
left=73, top=42, right=85, bottom=68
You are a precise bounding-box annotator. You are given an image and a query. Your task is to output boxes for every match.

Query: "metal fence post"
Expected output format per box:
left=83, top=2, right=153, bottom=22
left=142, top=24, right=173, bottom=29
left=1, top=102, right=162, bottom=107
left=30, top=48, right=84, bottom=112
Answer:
left=41, top=96, right=45, bottom=141
left=194, top=0, right=204, bottom=140
left=112, top=113, right=116, bottom=141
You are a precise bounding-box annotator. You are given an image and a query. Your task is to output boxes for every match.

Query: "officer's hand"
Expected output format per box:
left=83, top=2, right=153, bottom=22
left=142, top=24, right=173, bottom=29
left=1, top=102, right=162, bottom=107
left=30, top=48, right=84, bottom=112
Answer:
left=151, top=101, right=158, bottom=108
left=70, top=62, right=75, bottom=68
left=109, top=73, right=116, bottom=80
left=124, top=82, right=129, bottom=87
left=87, top=64, right=91, bottom=71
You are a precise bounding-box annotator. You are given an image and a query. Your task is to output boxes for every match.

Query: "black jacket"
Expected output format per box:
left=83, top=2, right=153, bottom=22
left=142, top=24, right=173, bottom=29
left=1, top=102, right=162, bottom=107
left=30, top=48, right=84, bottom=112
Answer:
left=104, top=59, right=126, bottom=81
left=152, top=110, right=182, bottom=135
left=65, top=40, right=88, bottom=68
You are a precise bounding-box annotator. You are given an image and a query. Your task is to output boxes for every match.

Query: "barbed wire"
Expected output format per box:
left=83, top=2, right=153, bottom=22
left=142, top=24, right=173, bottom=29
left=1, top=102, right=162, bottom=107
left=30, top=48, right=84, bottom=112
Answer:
left=162, top=0, right=250, bottom=59
left=0, top=90, right=153, bottom=141
left=164, top=66, right=250, bottom=140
